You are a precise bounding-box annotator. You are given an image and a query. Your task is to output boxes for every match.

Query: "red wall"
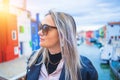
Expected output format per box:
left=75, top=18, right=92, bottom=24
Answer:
left=0, top=12, right=18, bottom=63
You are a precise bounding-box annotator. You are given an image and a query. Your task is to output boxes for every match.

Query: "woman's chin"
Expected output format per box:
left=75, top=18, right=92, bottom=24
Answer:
left=40, top=43, right=46, bottom=48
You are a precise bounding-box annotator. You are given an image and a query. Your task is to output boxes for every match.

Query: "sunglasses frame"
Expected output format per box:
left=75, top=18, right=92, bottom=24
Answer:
left=39, top=24, right=57, bottom=35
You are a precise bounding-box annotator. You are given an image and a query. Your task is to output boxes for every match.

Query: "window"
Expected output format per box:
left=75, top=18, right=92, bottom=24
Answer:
left=12, top=30, right=17, bottom=40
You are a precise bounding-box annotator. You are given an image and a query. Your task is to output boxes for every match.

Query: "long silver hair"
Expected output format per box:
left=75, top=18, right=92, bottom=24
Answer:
left=48, top=10, right=82, bottom=80
left=28, top=10, right=82, bottom=80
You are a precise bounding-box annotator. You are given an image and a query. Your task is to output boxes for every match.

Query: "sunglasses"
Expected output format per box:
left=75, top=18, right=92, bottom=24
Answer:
left=39, top=24, right=57, bottom=35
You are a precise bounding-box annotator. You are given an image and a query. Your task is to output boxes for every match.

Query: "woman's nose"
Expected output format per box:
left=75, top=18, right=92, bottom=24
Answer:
left=38, top=30, right=43, bottom=36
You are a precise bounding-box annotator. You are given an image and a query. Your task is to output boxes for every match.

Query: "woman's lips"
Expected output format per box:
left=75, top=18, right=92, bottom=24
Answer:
left=40, top=38, right=45, bottom=42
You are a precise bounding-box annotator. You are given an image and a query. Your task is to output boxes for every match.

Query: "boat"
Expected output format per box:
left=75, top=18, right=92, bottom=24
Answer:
left=110, top=60, right=120, bottom=80
left=100, top=44, right=114, bottom=64
left=110, top=47, right=120, bottom=80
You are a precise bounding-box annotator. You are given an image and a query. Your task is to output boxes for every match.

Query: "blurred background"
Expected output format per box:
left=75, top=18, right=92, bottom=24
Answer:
left=0, top=0, right=120, bottom=80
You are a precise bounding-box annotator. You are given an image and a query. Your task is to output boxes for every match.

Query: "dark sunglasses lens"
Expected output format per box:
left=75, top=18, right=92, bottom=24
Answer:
left=42, top=25, right=49, bottom=35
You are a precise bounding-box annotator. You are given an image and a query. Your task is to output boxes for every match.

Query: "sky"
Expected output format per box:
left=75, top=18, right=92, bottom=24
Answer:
left=26, top=0, right=120, bottom=31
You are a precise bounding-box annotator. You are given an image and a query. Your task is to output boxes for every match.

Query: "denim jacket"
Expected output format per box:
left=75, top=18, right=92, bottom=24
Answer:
left=26, top=51, right=98, bottom=80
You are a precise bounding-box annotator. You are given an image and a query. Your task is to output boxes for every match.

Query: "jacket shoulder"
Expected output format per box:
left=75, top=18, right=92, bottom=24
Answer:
left=80, top=55, right=98, bottom=80
left=27, top=49, right=42, bottom=67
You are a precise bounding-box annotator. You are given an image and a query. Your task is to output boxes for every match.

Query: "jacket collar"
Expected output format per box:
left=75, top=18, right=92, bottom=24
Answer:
left=36, top=54, right=65, bottom=80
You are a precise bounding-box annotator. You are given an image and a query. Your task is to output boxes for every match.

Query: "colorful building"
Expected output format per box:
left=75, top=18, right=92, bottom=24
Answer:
left=0, top=0, right=33, bottom=62
left=9, top=1, right=32, bottom=57
left=107, top=22, right=120, bottom=41
left=31, top=13, right=40, bottom=51
left=0, top=0, right=19, bottom=62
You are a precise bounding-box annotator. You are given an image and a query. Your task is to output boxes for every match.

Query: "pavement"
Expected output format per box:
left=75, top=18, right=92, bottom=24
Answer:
left=0, top=56, right=27, bottom=80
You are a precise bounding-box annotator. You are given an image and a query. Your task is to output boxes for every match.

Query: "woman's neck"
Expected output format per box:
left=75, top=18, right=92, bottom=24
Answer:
left=47, top=41, right=61, bottom=54
left=48, top=48, right=61, bottom=54
left=48, top=51, right=62, bottom=63
left=48, top=44, right=61, bottom=54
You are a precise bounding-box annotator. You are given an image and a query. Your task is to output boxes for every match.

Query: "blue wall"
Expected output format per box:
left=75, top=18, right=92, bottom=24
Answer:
left=31, top=13, right=40, bottom=51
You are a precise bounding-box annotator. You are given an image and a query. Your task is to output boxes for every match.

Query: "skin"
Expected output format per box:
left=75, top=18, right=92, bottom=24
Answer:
left=38, top=15, right=61, bottom=54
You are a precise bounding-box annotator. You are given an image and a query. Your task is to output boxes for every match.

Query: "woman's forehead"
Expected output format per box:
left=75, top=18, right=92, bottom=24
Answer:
left=41, top=15, right=55, bottom=25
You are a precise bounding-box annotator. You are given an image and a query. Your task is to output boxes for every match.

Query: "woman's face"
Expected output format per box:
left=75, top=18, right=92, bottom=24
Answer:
left=38, top=15, right=60, bottom=49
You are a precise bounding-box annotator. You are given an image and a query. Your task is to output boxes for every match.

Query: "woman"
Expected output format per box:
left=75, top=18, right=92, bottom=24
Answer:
left=26, top=10, right=98, bottom=80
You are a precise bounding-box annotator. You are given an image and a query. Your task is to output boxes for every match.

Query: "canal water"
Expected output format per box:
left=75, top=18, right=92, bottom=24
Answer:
left=77, top=43, right=117, bottom=80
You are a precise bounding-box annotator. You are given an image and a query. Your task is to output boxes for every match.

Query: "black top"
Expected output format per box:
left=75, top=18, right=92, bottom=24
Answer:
left=45, top=51, right=62, bottom=74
